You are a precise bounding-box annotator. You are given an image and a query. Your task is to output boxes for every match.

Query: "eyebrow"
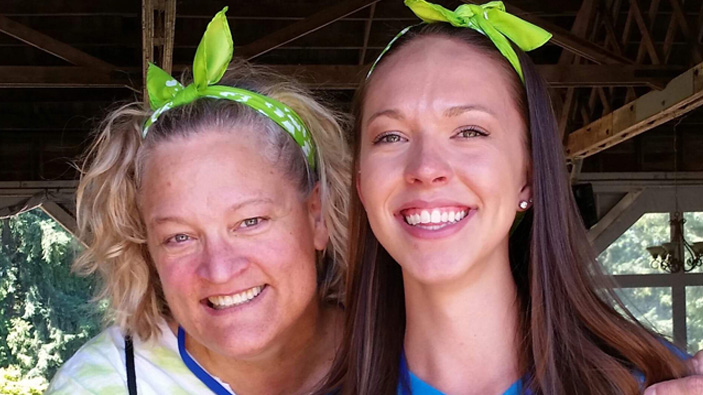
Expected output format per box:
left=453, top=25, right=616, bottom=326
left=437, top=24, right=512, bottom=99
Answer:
left=365, top=109, right=405, bottom=127
left=150, top=198, right=274, bottom=226
left=443, top=105, right=496, bottom=118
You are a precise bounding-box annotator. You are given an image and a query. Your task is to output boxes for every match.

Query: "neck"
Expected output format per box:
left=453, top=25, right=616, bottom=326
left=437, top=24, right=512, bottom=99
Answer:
left=174, top=302, right=341, bottom=395
left=403, top=245, right=521, bottom=395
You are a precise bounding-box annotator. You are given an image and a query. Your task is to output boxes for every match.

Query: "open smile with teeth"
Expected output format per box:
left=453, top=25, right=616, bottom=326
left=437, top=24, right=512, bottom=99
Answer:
left=207, top=285, right=265, bottom=310
left=402, top=208, right=469, bottom=230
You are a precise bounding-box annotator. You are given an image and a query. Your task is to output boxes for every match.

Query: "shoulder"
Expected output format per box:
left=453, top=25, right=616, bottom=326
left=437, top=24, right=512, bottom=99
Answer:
left=46, top=326, right=129, bottom=394
left=47, top=321, right=202, bottom=394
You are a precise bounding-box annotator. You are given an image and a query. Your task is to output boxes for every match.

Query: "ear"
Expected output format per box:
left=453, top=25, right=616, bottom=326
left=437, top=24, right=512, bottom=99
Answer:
left=355, top=168, right=365, bottom=205
left=518, top=164, right=533, bottom=209
left=307, top=183, right=329, bottom=251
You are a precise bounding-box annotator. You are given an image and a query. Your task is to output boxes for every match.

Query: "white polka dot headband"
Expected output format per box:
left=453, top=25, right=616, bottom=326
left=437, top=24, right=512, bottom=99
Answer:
left=143, top=7, right=315, bottom=169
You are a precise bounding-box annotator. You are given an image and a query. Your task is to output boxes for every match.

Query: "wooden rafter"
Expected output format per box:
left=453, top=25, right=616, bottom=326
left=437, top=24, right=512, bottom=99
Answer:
left=0, top=14, right=117, bottom=73
left=557, top=0, right=598, bottom=139
left=359, top=3, right=376, bottom=65
left=634, top=0, right=660, bottom=64
left=0, top=66, right=131, bottom=88
left=668, top=0, right=703, bottom=63
left=142, top=0, right=177, bottom=98
left=565, top=61, right=703, bottom=159
left=465, top=0, right=632, bottom=65
left=0, top=64, right=681, bottom=90
left=239, top=0, right=381, bottom=60
left=628, top=0, right=661, bottom=64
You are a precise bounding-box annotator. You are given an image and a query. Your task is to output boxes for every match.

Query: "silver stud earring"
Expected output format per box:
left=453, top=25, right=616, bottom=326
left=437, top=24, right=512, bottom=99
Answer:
left=519, top=200, right=529, bottom=210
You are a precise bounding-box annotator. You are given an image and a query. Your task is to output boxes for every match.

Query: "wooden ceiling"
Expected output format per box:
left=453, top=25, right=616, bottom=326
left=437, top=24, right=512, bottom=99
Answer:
left=1, top=0, right=702, bottom=182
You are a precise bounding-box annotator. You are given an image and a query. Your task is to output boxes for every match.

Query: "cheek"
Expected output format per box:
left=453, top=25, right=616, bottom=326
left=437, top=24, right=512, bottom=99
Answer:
left=358, top=151, right=398, bottom=206
left=153, top=256, right=197, bottom=300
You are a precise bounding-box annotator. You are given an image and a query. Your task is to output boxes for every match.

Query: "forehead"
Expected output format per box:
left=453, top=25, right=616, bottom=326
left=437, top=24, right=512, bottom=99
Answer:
left=139, top=128, right=295, bottom=213
left=363, top=36, right=519, bottom=120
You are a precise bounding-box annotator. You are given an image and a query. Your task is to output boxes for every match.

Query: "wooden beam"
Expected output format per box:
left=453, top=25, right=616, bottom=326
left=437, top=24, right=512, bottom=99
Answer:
left=358, top=4, right=376, bottom=65
left=0, top=65, right=681, bottom=90
left=557, top=0, right=597, bottom=138
left=464, top=1, right=632, bottom=65
left=634, top=0, right=660, bottom=64
left=565, top=61, right=703, bottom=159
left=239, top=0, right=381, bottom=60
left=0, top=66, right=132, bottom=88
left=539, top=64, right=678, bottom=89
left=587, top=189, right=644, bottom=243
left=142, top=0, right=177, bottom=99
left=668, top=0, right=703, bottom=63
left=0, top=15, right=117, bottom=73
left=628, top=0, right=661, bottom=64
left=40, top=201, right=79, bottom=240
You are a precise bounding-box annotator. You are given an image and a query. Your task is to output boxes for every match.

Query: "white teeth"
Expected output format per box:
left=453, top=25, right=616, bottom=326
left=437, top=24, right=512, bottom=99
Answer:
left=403, top=209, right=469, bottom=228
left=431, top=210, right=441, bottom=223
left=420, top=211, right=431, bottom=224
left=208, top=286, right=264, bottom=309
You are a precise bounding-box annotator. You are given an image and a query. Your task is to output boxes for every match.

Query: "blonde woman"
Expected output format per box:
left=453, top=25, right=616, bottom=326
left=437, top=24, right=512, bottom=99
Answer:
left=47, top=9, right=349, bottom=394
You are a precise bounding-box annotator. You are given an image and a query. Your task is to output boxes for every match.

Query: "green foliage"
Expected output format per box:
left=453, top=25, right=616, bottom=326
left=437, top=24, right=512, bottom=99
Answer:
left=0, top=366, right=47, bottom=395
left=0, top=209, right=104, bottom=391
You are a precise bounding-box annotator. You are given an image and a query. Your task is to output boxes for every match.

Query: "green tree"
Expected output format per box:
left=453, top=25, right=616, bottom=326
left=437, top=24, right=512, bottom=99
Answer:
left=0, top=209, right=104, bottom=389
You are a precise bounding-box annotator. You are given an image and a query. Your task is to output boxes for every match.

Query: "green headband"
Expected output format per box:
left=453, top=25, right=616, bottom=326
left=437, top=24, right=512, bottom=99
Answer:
left=368, top=0, right=552, bottom=82
left=144, top=7, right=316, bottom=169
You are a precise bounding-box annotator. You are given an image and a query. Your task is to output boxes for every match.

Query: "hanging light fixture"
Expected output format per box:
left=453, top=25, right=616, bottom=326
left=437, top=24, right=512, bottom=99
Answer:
left=647, top=212, right=703, bottom=273
left=646, top=116, right=703, bottom=273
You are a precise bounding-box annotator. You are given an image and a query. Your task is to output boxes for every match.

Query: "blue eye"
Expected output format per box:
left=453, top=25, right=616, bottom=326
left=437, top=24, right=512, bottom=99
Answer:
left=373, top=133, right=406, bottom=144
left=166, top=233, right=191, bottom=245
left=239, top=217, right=264, bottom=228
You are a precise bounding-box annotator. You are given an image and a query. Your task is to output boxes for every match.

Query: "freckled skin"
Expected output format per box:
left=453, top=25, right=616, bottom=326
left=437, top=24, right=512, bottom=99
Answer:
left=359, top=36, right=531, bottom=286
left=139, top=128, right=328, bottom=363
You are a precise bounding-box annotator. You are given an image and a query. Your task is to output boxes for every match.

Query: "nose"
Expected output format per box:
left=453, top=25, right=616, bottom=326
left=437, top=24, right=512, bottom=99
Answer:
left=196, top=237, right=249, bottom=284
left=404, top=137, right=452, bottom=186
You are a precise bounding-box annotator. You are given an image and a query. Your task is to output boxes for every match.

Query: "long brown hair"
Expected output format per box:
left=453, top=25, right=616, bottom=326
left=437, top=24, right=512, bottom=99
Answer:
left=324, top=24, right=686, bottom=394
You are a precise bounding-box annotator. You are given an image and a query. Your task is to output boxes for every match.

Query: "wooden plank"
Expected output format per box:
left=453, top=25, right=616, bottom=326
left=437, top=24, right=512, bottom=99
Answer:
left=0, top=64, right=681, bottom=90
left=628, top=0, right=661, bottom=64
left=40, top=201, right=78, bottom=240
left=668, top=0, right=703, bottom=63
left=634, top=0, right=660, bottom=64
left=142, top=0, right=176, bottom=100
left=0, top=14, right=117, bottom=73
left=539, top=64, right=678, bottom=88
left=239, top=0, right=381, bottom=60
left=0, top=66, right=131, bottom=88
left=358, top=4, right=376, bottom=65
left=466, top=0, right=633, bottom=65
left=587, top=189, right=644, bottom=242
left=556, top=0, right=597, bottom=138
left=565, top=62, right=703, bottom=159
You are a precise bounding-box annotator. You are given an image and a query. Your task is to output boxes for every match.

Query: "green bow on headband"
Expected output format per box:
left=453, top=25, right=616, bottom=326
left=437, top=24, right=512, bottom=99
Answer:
left=144, top=7, right=316, bottom=169
left=369, top=0, right=552, bottom=82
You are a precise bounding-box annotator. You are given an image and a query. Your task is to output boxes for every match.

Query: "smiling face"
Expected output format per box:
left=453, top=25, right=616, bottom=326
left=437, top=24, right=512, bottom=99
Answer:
left=358, top=36, right=531, bottom=285
left=139, top=127, right=327, bottom=360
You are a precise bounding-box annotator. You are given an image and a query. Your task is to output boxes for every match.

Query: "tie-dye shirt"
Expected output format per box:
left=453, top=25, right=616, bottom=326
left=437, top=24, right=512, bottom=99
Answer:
left=46, top=320, right=236, bottom=394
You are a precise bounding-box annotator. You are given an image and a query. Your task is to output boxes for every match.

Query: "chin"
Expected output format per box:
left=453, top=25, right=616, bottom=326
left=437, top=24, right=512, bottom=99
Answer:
left=208, top=328, right=278, bottom=360
left=397, top=252, right=472, bottom=285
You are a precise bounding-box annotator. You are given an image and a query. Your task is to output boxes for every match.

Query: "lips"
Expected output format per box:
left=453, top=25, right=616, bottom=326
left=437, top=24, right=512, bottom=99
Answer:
left=206, top=285, right=266, bottom=310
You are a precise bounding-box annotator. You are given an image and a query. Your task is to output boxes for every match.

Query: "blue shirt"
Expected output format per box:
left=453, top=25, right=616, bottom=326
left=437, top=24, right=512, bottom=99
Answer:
left=397, top=341, right=690, bottom=395
left=397, top=353, right=526, bottom=395
left=401, top=370, right=523, bottom=395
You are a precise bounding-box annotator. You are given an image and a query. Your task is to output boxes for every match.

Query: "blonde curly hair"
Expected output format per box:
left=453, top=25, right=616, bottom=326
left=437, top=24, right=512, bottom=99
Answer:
left=74, top=61, right=351, bottom=341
